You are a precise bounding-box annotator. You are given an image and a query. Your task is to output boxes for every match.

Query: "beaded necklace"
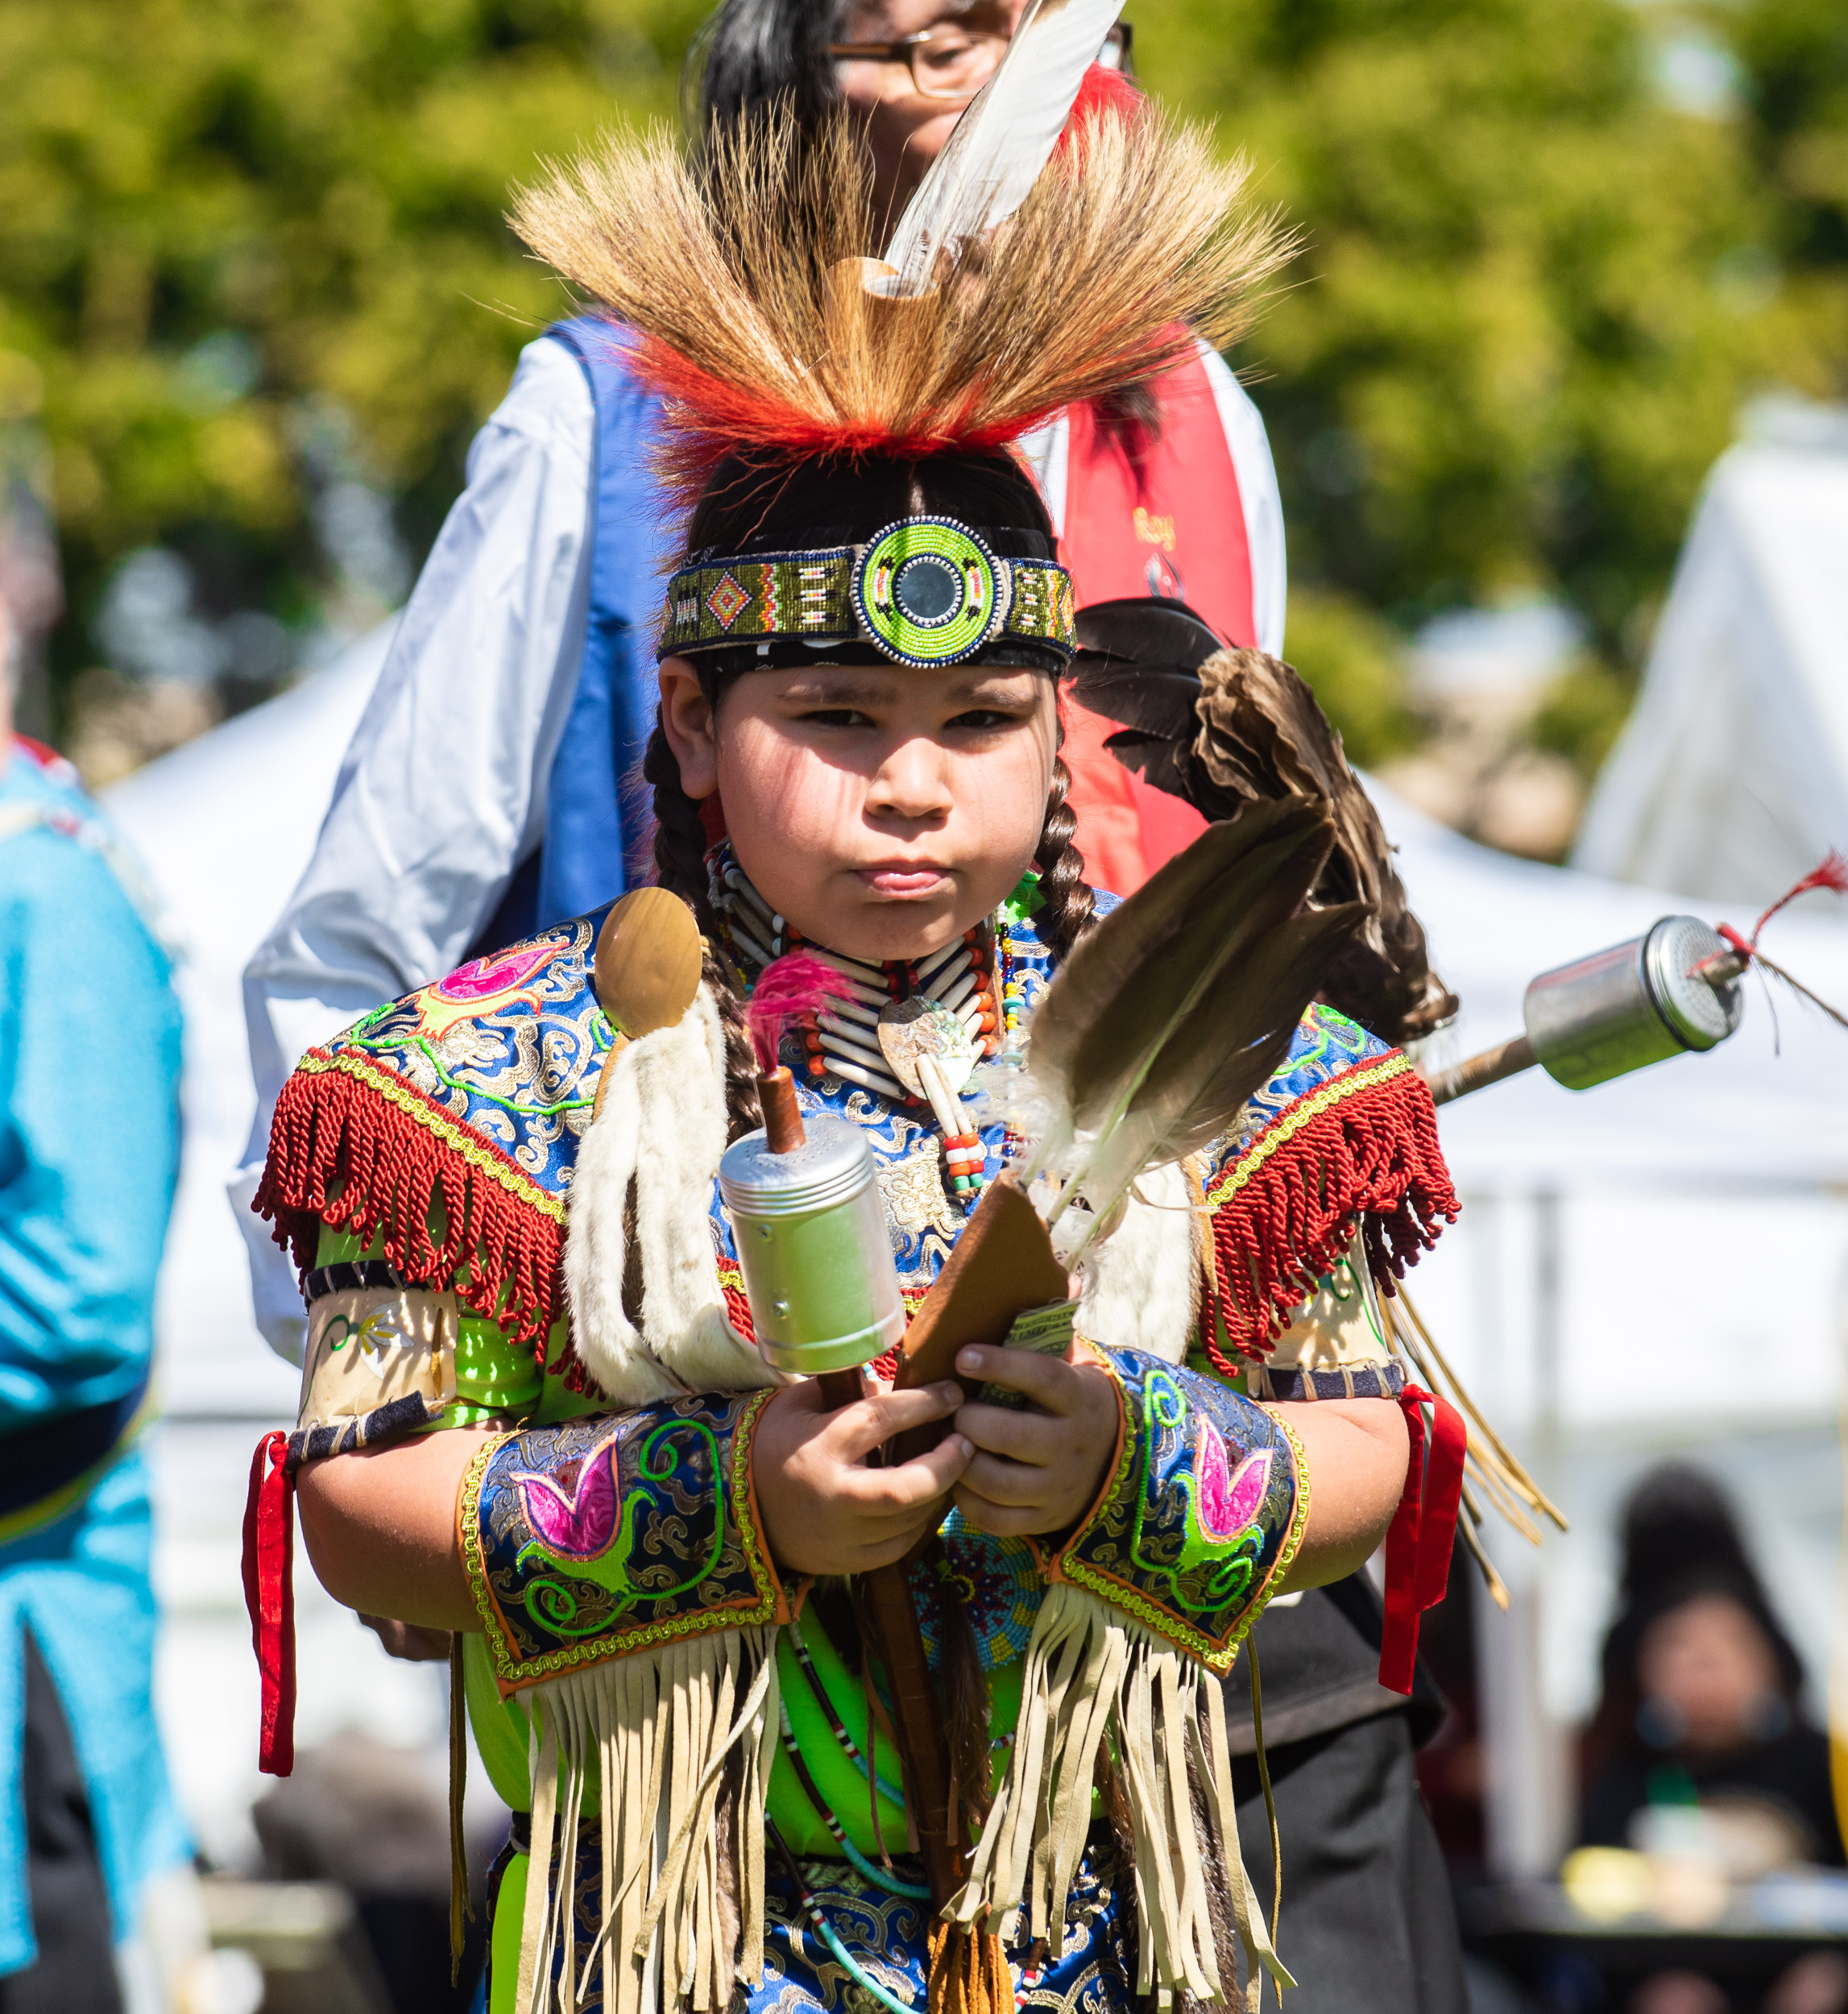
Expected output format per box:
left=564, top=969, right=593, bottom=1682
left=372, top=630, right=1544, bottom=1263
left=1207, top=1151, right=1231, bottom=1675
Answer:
left=711, top=843, right=1007, bottom=1206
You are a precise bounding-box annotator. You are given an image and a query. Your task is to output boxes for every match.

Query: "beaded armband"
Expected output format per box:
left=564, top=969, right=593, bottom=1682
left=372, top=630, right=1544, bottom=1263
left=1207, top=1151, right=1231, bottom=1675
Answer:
left=288, top=1268, right=454, bottom=1470
left=462, top=1390, right=786, bottom=1690
left=1048, top=1349, right=1306, bottom=1672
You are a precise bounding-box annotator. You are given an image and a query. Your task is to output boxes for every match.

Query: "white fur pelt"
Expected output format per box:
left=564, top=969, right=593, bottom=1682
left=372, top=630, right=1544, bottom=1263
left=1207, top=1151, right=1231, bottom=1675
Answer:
left=565, top=987, right=780, bottom=1403
left=1074, top=1160, right=1198, bottom=1364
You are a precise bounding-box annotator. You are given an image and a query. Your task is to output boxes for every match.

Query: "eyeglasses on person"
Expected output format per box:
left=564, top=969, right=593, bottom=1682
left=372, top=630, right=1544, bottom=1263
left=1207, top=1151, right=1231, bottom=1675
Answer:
left=831, top=19, right=1132, bottom=102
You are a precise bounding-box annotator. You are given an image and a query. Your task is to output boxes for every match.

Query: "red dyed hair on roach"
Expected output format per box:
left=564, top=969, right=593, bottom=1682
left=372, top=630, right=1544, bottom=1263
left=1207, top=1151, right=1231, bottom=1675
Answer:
left=627, top=68, right=1146, bottom=474
left=747, top=953, right=856, bottom=1075
left=1056, top=62, right=1147, bottom=160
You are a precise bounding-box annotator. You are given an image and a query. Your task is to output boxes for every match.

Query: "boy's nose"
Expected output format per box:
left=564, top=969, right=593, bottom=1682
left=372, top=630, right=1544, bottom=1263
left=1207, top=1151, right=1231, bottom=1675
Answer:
left=868, top=740, right=954, bottom=822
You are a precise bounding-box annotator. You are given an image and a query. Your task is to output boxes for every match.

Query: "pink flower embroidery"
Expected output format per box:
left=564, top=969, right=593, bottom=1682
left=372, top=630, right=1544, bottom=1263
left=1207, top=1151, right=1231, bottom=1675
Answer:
left=1195, top=1420, right=1271, bottom=1543
left=434, top=941, right=560, bottom=1003
left=515, top=1451, right=619, bottom=1560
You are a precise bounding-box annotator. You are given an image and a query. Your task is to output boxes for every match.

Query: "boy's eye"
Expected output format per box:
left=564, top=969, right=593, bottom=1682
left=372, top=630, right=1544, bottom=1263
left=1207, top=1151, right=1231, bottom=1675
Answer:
left=947, top=708, right=1016, bottom=730
left=798, top=707, right=875, bottom=727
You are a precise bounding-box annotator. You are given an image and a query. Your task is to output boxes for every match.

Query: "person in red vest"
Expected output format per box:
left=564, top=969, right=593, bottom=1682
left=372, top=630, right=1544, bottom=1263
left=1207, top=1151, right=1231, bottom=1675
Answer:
left=1017, top=350, right=1281, bottom=891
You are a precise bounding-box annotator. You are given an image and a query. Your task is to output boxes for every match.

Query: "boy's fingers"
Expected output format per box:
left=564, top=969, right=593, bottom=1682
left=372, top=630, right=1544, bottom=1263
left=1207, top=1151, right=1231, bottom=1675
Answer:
left=950, top=1487, right=1045, bottom=1538
left=954, top=1401, right=1059, bottom=1464
left=836, top=1434, right=972, bottom=1515
left=829, top=1382, right=963, bottom=1461
left=851, top=1524, right=941, bottom=1571
left=959, top=1451, right=1047, bottom=1509
left=954, top=1346, right=1075, bottom=1413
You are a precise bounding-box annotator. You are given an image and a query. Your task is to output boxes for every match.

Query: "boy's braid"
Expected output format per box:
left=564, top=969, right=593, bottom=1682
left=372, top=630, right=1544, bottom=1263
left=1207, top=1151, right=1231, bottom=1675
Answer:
left=1033, top=754, right=1097, bottom=959
left=705, top=947, right=764, bottom=1142
left=643, top=716, right=718, bottom=929
left=642, top=715, right=763, bottom=1139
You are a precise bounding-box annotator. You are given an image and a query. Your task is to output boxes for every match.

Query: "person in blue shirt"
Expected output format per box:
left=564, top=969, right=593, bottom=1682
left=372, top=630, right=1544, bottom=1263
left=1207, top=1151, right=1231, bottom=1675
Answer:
left=0, top=634, right=189, bottom=2010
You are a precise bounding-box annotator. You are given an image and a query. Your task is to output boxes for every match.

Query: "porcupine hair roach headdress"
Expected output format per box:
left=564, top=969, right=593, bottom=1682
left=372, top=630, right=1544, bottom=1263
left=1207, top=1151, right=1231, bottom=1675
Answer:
left=508, top=52, right=1291, bottom=676
left=512, top=98, right=1282, bottom=487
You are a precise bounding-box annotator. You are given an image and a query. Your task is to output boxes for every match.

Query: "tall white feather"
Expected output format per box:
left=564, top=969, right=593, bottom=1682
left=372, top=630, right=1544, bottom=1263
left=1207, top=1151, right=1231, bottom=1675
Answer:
left=884, top=0, right=1129, bottom=294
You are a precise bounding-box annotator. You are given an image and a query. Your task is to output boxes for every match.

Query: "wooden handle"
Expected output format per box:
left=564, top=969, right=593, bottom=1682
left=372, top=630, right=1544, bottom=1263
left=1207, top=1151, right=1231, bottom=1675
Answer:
left=1424, top=1033, right=1536, bottom=1105
left=861, top=1562, right=962, bottom=1908
left=760, top=1067, right=807, bottom=1153
left=812, top=1366, right=959, bottom=1901
left=815, top=1366, right=871, bottom=1411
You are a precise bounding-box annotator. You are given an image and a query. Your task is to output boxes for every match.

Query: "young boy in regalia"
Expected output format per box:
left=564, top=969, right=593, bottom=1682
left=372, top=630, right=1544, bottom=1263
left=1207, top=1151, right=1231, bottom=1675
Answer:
left=246, top=84, right=1458, bottom=2014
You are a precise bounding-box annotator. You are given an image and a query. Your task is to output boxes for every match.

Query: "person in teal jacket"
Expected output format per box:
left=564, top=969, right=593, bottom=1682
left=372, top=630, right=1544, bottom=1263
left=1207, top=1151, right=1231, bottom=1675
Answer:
left=0, top=649, right=189, bottom=2009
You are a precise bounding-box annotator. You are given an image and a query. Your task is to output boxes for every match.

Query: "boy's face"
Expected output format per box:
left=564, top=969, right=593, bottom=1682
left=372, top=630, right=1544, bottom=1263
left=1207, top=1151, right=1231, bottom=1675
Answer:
left=659, top=653, right=1058, bottom=964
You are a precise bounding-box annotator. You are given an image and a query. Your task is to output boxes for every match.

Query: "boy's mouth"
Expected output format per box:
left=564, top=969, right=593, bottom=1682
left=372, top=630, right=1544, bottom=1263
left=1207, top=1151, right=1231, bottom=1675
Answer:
left=855, top=863, right=951, bottom=897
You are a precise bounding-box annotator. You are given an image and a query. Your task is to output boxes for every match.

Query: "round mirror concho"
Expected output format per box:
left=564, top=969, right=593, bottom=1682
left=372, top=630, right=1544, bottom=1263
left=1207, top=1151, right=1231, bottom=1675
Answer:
left=853, top=516, right=1007, bottom=667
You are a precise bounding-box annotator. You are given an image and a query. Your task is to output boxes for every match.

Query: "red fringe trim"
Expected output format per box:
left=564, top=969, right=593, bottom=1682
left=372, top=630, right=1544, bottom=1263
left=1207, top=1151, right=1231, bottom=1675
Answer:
left=253, top=1057, right=565, bottom=1356
left=1200, top=1059, right=1458, bottom=1370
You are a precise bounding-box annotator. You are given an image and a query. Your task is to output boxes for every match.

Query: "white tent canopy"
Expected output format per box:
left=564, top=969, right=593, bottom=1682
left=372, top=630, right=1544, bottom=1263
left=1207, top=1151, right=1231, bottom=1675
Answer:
left=1572, top=399, right=1848, bottom=910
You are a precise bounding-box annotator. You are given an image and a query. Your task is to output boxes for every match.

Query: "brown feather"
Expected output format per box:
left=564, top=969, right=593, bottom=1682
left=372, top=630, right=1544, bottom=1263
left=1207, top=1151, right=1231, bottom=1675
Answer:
left=1138, top=901, right=1371, bottom=1165
left=1026, top=800, right=1332, bottom=1146
left=1191, top=649, right=1458, bottom=1042
left=1068, top=602, right=1458, bottom=1046
left=1072, top=898, right=1367, bottom=1231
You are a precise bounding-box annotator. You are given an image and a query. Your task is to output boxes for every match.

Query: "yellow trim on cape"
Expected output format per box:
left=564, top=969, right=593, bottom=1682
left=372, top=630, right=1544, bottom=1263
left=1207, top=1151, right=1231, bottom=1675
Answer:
left=1203, top=1051, right=1415, bottom=1212
left=296, top=1048, right=566, bottom=1225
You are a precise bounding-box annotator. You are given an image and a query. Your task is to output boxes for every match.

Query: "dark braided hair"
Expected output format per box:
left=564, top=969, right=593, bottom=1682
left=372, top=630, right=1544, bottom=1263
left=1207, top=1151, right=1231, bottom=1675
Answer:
left=643, top=718, right=763, bottom=1141
left=1034, top=752, right=1096, bottom=959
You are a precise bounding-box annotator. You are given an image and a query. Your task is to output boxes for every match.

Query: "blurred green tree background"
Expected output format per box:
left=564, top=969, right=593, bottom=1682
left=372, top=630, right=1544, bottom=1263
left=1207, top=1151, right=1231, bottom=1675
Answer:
left=2, top=0, right=1842, bottom=803
left=0, top=0, right=704, bottom=746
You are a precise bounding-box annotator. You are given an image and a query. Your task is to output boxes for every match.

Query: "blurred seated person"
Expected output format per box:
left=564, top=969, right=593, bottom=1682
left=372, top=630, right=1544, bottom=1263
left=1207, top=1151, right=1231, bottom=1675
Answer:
left=1580, top=1465, right=1846, bottom=2014
left=1581, top=1464, right=1840, bottom=1871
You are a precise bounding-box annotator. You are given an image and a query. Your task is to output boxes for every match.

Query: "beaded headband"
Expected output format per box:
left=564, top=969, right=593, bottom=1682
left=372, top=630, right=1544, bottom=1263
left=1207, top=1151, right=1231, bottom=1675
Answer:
left=658, top=516, right=1076, bottom=670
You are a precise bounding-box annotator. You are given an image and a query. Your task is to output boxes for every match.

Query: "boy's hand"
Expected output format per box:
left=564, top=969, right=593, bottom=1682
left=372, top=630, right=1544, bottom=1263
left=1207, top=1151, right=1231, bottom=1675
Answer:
left=950, top=1347, right=1118, bottom=1538
left=754, top=1379, right=972, bottom=1576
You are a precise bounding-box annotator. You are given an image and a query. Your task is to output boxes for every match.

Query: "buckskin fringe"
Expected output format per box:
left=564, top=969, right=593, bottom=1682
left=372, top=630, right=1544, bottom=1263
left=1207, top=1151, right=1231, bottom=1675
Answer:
left=517, top=1628, right=779, bottom=2014
left=1202, top=1056, right=1457, bottom=1366
left=255, top=1054, right=565, bottom=1352
left=950, top=1583, right=1291, bottom=2010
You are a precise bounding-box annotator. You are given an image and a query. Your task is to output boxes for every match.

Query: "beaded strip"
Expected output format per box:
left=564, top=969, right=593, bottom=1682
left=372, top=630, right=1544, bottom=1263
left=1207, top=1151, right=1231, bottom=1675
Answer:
left=775, top=1693, right=931, bottom=1900
left=659, top=543, right=1075, bottom=664
left=766, top=1821, right=929, bottom=2014
left=785, top=1625, right=909, bottom=1809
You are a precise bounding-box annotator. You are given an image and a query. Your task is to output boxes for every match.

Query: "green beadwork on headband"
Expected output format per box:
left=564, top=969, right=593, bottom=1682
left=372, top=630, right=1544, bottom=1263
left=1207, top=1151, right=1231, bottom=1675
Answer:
left=855, top=517, right=999, bottom=665
left=657, top=516, right=1075, bottom=667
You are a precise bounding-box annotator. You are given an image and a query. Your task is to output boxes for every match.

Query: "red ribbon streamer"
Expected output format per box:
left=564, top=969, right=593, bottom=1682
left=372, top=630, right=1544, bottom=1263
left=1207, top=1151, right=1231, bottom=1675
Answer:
left=1378, top=1384, right=1466, bottom=1696
left=242, top=1431, right=296, bottom=1776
